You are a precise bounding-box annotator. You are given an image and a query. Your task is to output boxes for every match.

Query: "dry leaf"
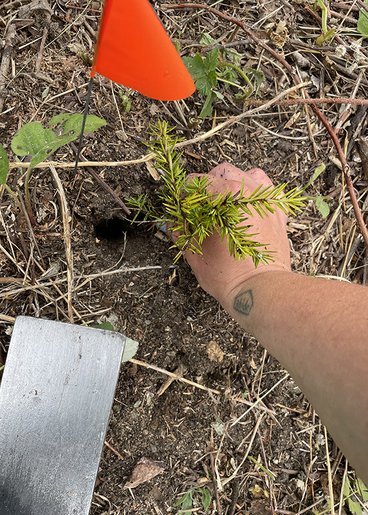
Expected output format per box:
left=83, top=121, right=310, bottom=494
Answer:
left=207, top=340, right=224, bottom=363
left=123, top=458, right=165, bottom=489
left=146, top=160, right=160, bottom=181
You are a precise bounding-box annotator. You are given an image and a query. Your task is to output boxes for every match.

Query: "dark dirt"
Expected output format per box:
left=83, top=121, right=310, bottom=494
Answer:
left=1, top=0, right=367, bottom=514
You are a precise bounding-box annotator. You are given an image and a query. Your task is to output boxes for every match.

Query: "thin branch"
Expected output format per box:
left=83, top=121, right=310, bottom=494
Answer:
left=50, top=165, right=74, bottom=323
left=245, top=97, right=368, bottom=107
left=130, top=357, right=220, bottom=395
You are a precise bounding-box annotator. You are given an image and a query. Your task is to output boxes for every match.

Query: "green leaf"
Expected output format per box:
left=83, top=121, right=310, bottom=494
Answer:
left=200, top=488, right=212, bottom=511
left=0, top=143, right=9, bottom=185
left=348, top=497, right=363, bottom=515
left=92, top=321, right=116, bottom=331
left=316, top=28, right=336, bottom=45
left=356, top=478, right=368, bottom=502
left=119, top=93, right=132, bottom=113
left=247, top=68, right=265, bottom=91
left=200, top=32, right=216, bottom=46
left=199, top=92, right=215, bottom=118
left=183, top=50, right=219, bottom=96
left=50, top=113, right=106, bottom=135
left=343, top=474, right=351, bottom=499
left=11, top=122, right=56, bottom=158
left=358, top=0, right=368, bottom=37
left=175, top=491, right=193, bottom=511
left=306, top=163, right=326, bottom=189
left=64, top=114, right=106, bottom=135
left=315, top=196, right=330, bottom=218
left=122, top=338, right=139, bottom=363
left=48, top=113, right=75, bottom=127
left=11, top=115, right=106, bottom=168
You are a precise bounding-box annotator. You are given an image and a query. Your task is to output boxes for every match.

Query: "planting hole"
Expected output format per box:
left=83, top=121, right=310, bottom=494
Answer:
left=94, top=217, right=131, bottom=241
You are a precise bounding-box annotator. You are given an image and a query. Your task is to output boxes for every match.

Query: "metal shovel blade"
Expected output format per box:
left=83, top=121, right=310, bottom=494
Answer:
left=0, top=316, right=125, bottom=515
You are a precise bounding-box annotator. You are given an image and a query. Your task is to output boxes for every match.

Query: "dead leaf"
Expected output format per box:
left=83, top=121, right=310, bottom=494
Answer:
left=267, top=20, right=289, bottom=49
left=123, top=458, right=165, bottom=489
left=207, top=340, right=224, bottom=363
left=146, top=160, right=160, bottom=181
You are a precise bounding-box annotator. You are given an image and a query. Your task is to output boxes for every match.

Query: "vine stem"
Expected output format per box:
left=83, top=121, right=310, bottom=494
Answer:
left=163, top=3, right=368, bottom=249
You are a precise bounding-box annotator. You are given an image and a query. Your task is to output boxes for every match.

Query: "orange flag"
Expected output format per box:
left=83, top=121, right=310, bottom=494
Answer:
left=91, top=0, right=195, bottom=101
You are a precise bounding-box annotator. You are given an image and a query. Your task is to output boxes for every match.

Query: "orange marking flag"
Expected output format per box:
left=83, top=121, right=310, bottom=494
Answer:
left=91, top=0, right=195, bottom=101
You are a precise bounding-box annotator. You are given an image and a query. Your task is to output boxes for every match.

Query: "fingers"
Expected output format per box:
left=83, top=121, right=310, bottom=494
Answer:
left=187, top=174, right=242, bottom=196
left=247, top=167, right=273, bottom=187
left=209, top=162, right=274, bottom=188
left=187, top=163, right=274, bottom=197
left=209, top=163, right=244, bottom=181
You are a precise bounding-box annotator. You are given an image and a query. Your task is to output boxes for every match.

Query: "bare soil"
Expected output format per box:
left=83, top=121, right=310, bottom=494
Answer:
left=1, top=1, right=367, bottom=514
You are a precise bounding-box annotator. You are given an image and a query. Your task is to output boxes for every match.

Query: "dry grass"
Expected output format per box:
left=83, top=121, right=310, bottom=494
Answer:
left=1, top=0, right=368, bottom=514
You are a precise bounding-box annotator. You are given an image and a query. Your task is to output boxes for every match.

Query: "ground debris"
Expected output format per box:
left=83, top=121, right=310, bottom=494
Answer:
left=123, top=457, right=165, bottom=490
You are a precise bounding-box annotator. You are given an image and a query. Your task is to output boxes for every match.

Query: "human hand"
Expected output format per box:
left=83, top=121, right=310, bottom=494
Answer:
left=184, top=163, right=291, bottom=309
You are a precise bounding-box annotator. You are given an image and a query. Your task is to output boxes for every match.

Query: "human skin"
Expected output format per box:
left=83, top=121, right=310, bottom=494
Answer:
left=185, top=163, right=368, bottom=484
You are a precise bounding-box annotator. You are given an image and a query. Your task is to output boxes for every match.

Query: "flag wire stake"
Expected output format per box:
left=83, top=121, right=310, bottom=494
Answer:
left=74, top=77, right=94, bottom=173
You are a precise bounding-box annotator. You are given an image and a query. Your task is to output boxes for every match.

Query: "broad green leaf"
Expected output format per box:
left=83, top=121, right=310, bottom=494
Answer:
left=121, top=337, right=139, bottom=363
left=315, top=196, right=330, bottom=218
left=206, top=48, right=219, bottom=71
left=183, top=50, right=218, bottom=96
left=348, top=497, right=363, bottom=515
left=12, top=115, right=106, bottom=168
left=357, top=478, right=368, bottom=502
left=358, top=0, right=368, bottom=37
left=63, top=114, right=106, bottom=135
left=200, top=488, right=212, bottom=511
left=343, top=474, right=350, bottom=499
left=0, top=143, right=9, bottom=185
left=175, top=491, right=193, bottom=511
left=50, top=113, right=106, bottom=135
left=48, top=113, right=74, bottom=127
left=11, top=122, right=56, bottom=158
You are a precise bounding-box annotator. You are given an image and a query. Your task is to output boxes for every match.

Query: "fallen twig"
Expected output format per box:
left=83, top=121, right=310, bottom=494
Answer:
left=245, top=97, right=368, bottom=107
left=209, top=432, right=223, bottom=514
left=130, top=357, right=221, bottom=395
left=50, top=165, right=74, bottom=323
left=0, top=22, right=16, bottom=112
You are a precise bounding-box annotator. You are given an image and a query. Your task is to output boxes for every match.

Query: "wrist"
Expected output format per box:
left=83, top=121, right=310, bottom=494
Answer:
left=222, top=270, right=294, bottom=335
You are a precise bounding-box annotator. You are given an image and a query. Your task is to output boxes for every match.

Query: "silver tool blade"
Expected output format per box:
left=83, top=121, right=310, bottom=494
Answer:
left=0, top=316, right=125, bottom=515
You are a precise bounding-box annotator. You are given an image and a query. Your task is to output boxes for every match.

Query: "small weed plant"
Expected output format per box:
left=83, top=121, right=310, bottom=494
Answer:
left=183, top=33, right=264, bottom=117
left=342, top=475, right=368, bottom=515
left=129, top=121, right=308, bottom=264
left=0, top=113, right=106, bottom=219
left=175, top=486, right=212, bottom=514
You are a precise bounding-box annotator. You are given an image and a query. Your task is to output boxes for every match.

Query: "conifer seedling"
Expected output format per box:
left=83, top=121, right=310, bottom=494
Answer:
left=129, top=121, right=308, bottom=265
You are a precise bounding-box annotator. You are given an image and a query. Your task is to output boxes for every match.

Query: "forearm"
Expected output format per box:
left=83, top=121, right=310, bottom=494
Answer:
left=223, top=271, right=368, bottom=483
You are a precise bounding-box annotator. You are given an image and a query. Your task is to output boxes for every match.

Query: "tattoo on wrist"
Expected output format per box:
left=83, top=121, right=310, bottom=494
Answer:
left=234, top=290, right=253, bottom=316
